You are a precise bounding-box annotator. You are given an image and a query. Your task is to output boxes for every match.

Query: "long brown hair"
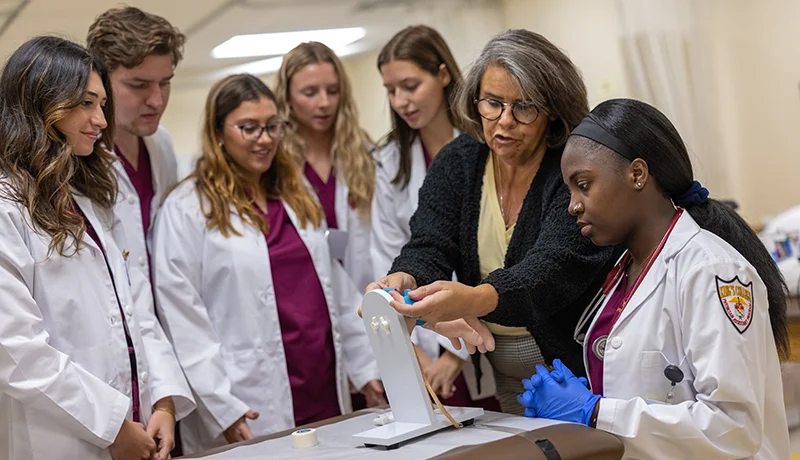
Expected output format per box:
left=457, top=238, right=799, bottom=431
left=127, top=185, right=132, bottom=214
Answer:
left=275, top=42, right=374, bottom=217
left=377, top=25, right=463, bottom=189
left=193, top=74, right=322, bottom=237
left=0, top=36, right=117, bottom=256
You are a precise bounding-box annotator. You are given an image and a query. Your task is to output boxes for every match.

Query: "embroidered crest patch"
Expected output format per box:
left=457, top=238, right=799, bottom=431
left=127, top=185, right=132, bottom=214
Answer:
left=715, top=276, right=754, bottom=334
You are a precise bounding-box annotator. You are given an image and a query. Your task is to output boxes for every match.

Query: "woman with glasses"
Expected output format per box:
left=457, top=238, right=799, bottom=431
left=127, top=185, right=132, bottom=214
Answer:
left=153, top=74, right=379, bottom=453
left=368, top=29, right=618, bottom=414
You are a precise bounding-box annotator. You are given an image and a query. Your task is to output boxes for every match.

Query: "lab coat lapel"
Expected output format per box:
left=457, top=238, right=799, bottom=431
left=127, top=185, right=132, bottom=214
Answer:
left=333, top=165, right=348, bottom=232
left=408, top=138, right=426, bottom=211
left=143, top=135, right=162, bottom=194
left=72, top=193, right=105, bottom=254
left=613, top=211, right=699, bottom=329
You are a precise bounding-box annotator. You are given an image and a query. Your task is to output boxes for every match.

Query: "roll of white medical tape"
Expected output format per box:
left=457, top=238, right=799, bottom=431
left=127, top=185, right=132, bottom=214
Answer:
left=291, top=428, right=318, bottom=449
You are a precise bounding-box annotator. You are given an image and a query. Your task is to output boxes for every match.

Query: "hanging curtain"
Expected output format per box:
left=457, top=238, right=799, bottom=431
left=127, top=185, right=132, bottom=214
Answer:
left=616, top=0, right=731, bottom=199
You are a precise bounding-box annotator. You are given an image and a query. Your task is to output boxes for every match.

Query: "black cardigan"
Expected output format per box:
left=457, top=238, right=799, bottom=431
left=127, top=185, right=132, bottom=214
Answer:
left=390, top=133, right=618, bottom=374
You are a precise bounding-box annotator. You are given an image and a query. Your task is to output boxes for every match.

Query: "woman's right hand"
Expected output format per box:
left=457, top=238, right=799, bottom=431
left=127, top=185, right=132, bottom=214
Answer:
left=109, top=419, right=157, bottom=460
left=365, top=272, right=418, bottom=294
left=223, top=410, right=259, bottom=444
left=362, top=272, right=419, bottom=332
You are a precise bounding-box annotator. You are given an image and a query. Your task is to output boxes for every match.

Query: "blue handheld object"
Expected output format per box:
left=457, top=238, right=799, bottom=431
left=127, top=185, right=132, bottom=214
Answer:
left=382, top=288, right=425, bottom=326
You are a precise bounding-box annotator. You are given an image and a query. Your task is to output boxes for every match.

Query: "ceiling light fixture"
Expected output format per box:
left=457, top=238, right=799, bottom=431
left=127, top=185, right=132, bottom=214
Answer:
left=212, top=27, right=367, bottom=59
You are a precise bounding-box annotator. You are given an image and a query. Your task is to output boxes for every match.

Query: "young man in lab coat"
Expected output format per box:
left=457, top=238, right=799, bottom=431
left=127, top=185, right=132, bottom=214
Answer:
left=87, top=6, right=193, bottom=455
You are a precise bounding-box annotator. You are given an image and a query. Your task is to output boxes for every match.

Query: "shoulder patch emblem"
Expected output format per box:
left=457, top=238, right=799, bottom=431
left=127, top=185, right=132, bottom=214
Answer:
left=715, top=276, right=754, bottom=334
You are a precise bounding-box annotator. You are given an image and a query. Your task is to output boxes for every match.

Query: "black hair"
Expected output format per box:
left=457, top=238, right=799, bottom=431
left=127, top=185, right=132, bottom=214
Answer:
left=584, top=98, right=789, bottom=360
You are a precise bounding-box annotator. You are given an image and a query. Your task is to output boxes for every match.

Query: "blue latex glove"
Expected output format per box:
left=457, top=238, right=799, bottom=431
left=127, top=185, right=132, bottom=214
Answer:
left=517, top=359, right=601, bottom=425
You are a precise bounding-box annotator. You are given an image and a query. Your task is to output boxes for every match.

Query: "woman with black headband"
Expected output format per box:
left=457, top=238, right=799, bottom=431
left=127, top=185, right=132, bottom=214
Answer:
left=517, top=98, right=790, bottom=459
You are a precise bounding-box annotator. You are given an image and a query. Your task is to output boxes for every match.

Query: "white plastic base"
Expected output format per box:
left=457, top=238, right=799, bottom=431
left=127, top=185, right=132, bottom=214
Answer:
left=353, top=407, right=484, bottom=449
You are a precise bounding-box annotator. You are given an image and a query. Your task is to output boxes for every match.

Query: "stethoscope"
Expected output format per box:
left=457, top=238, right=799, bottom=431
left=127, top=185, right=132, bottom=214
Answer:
left=572, top=208, right=686, bottom=403
left=572, top=252, right=631, bottom=346
left=573, top=208, right=684, bottom=346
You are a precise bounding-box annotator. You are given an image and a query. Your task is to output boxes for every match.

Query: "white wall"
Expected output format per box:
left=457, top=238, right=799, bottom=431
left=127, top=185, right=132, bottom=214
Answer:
left=706, top=0, right=800, bottom=223
left=162, top=0, right=506, bottom=161
left=159, top=0, right=800, bottom=224
left=501, top=0, right=631, bottom=107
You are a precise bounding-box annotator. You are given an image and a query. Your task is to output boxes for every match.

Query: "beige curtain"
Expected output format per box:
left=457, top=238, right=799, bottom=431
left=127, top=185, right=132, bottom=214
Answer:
left=616, top=0, right=730, bottom=199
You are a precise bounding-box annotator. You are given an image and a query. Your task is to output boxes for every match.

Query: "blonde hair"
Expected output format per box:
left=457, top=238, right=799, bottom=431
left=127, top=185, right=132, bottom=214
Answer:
left=191, top=74, right=322, bottom=237
left=275, top=42, right=374, bottom=217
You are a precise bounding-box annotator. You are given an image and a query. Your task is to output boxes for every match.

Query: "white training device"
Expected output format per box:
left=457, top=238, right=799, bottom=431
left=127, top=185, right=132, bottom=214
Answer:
left=352, top=289, right=483, bottom=449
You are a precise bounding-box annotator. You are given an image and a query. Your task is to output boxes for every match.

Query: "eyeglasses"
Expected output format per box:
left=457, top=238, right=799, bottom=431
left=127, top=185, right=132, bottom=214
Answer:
left=229, top=121, right=289, bottom=142
left=474, top=98, right=540, bottom=125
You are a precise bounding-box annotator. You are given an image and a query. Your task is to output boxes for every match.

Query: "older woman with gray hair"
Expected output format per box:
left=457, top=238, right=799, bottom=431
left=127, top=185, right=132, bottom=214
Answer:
left=367, top=29, right=618, bottom=414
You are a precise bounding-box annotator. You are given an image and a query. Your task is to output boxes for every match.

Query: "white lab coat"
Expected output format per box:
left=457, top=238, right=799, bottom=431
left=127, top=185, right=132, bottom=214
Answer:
left=0, top=192, right=163, bottom=460
left=759, top=204, right=800, bottom=296
left=153, top=181, right=380, bottom=454
left=370, top=135, right=469, bottom=363
left=585, top=211, right=789, bottom=459
left=332, top=163, right=374, bottom=292
left=111, top=126, right=194, bottom=419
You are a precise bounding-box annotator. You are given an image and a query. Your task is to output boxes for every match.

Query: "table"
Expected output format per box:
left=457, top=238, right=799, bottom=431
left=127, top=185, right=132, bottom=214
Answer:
left=179, top=409, right=624, bottom=459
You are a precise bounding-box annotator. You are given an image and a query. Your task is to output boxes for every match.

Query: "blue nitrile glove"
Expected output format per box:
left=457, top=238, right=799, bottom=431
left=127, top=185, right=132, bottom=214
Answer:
left=383, top=288, right=425, bottom=325
left=517, top=359, right=601, bottom=425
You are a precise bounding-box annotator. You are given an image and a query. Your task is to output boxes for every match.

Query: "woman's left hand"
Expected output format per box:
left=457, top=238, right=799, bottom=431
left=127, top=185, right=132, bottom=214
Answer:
left=389, top=281, right=498, bottom=324
left=146, top=398, right=176, bottom=460
left=423, top=351, right=465, bottom=399
left=361, top=380, right=387, bottom=407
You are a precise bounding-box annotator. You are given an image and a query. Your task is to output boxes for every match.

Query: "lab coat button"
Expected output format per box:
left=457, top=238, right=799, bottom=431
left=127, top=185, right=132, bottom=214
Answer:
left=610, top=337, right=623, bottom=349
left=140, top=372, right=148, bottom=383
left=323, top=277, right=331, bottom=287
left=127, top=196, right=136, bottom=205
left=138, top=256, right=146, bottom=266
left=124, top=304, right=133, bottom=316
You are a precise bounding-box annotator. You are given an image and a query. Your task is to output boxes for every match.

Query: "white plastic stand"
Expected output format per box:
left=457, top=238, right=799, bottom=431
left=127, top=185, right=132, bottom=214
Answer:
left=352, top=289, right=484, bottom=449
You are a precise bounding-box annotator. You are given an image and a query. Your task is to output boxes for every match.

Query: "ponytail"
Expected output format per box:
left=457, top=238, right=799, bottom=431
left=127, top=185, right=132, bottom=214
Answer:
left=686, top=199, right=789, bottom=360
left=572, top=98, right=789, bottom=360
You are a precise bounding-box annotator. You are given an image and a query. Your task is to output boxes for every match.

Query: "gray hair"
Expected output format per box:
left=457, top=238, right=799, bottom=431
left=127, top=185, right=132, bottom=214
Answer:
left=454, top=29, right=589, bottom=147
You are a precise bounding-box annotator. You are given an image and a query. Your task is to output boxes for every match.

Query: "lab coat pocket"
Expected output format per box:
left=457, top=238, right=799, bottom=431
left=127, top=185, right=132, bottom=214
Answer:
left=640, top=351, right=671, bottom=403
left=640, top=351, right=692, bottom=405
